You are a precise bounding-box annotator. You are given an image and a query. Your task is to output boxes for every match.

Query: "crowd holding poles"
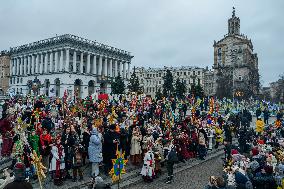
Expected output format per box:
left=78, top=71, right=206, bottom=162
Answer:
left=0, top=90, right=283, bottom=188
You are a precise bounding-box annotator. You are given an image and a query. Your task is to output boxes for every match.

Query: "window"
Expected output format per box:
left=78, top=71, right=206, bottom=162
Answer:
left=159, top=73, right=161, bottom=77
left=159, top=81, right=161, bottom=84
left=17, top=78, right=19, bottom=83
left=177, top=72, right=179, bottom=76
left=193, top=71, right=195, bottom=75
left=198, top=71, right=200, bottom=75
left=184, top=72, right=186, bottom=76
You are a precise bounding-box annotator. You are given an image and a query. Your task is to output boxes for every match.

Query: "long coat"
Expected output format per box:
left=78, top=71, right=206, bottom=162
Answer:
left=130, top=134, right=142, bottom=155
left=88, top=128, right=103, bottom=163
left=49, top=145, right=65, bottom=171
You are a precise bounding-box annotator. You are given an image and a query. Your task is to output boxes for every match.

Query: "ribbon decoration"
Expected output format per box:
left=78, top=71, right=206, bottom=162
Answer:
left=31, top=150, right=47, bottom=189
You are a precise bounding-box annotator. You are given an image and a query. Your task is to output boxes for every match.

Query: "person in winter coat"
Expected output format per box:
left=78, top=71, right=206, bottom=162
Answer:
left=255, top=118, right=265, bottom=136
left=163, top=141, right=178, bottom=184
left=49, top=136, right=65, bottom=186
left=39, top=128, right=52, bottom=171
left=81, top=127, right=90, bottom=165
left=253, top=165, right=277, bottom=189
left=141, top=145, right=156, bottom=182
left=214, top=125, right=223, bottom=149
left=102, top=124, right=119, bottom=175
left=130, top=126, right=142, bottom=165
left=198, top=127, right=208, bottom=160
left=88, top=127, right=103, bottom=178
left=72, top=141, right=84, bottom=182
left=28, top=129, right=39, bottom=155
left=4, top=162, right=33, bottom=189
left=263, top=108, right=270, bottom=125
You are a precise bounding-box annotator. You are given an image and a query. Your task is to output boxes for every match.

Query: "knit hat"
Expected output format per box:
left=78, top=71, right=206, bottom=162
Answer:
left=264, top=165, right=273, bottom=174
left=251, top=148, right=259, bottom=156
left=109, top=124, right=116, bottom=130
left=14, top=162, right=26, bottom=181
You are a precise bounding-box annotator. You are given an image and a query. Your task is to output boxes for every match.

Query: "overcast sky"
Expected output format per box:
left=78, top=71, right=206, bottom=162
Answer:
left=0, top=0, right=283, bottom=86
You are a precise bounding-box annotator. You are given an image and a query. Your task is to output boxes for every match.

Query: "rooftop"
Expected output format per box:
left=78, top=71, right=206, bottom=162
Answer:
left=9, top=34, right=132, bottom=57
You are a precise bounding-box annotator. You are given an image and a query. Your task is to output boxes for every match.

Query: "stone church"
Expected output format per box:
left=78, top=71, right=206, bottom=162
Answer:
left=213, top=8, right=260, bottom=98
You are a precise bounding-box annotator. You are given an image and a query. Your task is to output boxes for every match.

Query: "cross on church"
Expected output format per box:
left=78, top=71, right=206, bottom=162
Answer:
left=232, top=7, right=236, bottom=17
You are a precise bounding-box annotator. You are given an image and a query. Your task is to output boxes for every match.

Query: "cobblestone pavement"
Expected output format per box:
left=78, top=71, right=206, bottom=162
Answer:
left=128, top=155, right=224, bottom=189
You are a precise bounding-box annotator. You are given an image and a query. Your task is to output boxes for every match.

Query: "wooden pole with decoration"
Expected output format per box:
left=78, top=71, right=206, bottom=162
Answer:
left=31, top=150, right=46, bottom=189
left=109, top=144, right=128, bottom=189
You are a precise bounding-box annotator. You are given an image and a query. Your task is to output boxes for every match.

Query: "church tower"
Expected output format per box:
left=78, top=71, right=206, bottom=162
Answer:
left=228, top=7, right=240, bottom=35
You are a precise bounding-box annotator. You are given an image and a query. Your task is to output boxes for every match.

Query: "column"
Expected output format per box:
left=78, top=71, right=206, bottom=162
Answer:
left=49, top=51, right=53, bottom=73
left=20, top=57, right=23, bottom=75
left=127, top=62, right=131, bottom=79
left=27, top=56, right=31, bottom=75
left=92, top=54, right=97, bottom=75
left=44, top=52, right=48, bottom=73
left=123, top=61, right=126, bottom=78
left=55, top=51, right=58, bottom=72
left=59, top=49, right=63, bottom=72
left=31, top=55, right=35, bottom=74
left=17, top=57, right=20, bottom=75
left=10, top=59, right=13, bottom=76
left=80, top=52, right=84, bottom=74
left=15, top=58, right=18, bottom=75
left=114, top=59, right=118, bottom=77
left=40, top=53, right=44, bottom=74
left=65, top=48, right=70, bottom=72
left=36, top=54, right=39, bottom=73
left=86, top=53, right=91, bottom=74
left=73, top=50, right=76, bottom=73
left=103, top=57, right=107, bottom=76
left=18, top=57, right=21, bottom=75
left=11, top=59, right=14, bottom=75
left=98, top=55, right=102, bottom=76
left=24, top=56, right=27, bottom=75
left=109, top=58, right=113, bottom=77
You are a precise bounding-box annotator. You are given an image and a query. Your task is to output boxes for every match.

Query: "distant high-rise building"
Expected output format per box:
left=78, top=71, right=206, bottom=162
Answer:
left=213, top=7, right=260, bottom=98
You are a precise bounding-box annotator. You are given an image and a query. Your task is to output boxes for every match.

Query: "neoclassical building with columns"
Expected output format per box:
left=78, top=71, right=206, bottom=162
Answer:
left=9, top=34, right=133, bottom=98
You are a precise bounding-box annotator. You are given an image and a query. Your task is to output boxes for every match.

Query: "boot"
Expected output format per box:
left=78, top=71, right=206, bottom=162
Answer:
left=165, top=176, right=172, bottom=184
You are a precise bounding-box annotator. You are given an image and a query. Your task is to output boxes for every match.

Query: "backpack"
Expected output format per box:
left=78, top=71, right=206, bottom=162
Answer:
left=168, top=148, right=179, bottom=163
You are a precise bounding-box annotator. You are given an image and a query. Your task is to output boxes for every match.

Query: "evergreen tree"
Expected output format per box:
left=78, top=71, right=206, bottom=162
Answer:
left=162, top=69, right=174, bottom=97
left=128, top=67, right=142, bottom=94
left=111, top=75, right=125, bottom=94
left=190, top=84, right=196, bottom=96
left=175, top=78, right=186, bottom=99
left=195, top=84, right=204, bottom=98
left=155, top=87, right=163, bottom=100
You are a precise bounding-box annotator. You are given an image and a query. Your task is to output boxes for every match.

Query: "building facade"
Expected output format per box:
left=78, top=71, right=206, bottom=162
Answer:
left=213, top=8, right=259, bottom=98
left=8, top=34, right=133, bottom=98
left=0, top=51, right=10, bottom=95
left=135, top=66, right=212, bottom=97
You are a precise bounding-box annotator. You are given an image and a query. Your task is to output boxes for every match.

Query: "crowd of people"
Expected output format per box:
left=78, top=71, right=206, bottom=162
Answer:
left=205, top=107, right=284, bottom=188
left=0, top=93, right=283, bottom=189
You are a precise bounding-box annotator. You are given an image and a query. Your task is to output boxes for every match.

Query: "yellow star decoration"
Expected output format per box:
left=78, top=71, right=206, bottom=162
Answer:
left=31, top=150, right=47, bottom=189
left=109, top=145, right=128, bottom=183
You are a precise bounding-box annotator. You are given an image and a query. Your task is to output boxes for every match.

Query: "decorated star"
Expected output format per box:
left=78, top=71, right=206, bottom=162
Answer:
left=109, top=145, right=128, bottom=183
